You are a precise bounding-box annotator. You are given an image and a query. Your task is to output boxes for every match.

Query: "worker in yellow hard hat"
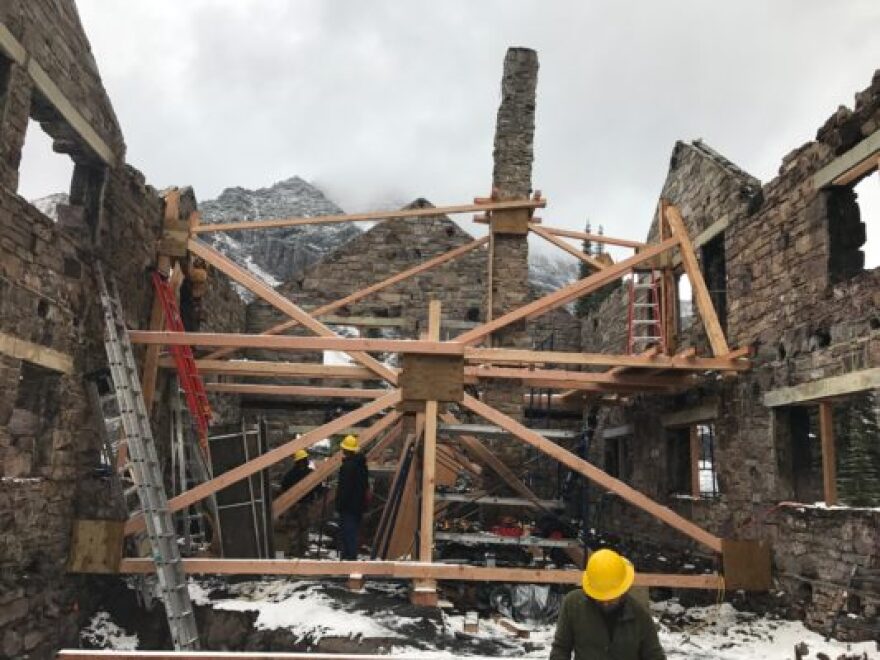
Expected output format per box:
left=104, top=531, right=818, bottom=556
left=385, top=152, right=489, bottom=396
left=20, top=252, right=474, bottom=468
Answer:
left=549, top=548, right=665, bottom=660
left=336, top=435, right=370, bottom=560
left=279, top=447, right=325, bottom=557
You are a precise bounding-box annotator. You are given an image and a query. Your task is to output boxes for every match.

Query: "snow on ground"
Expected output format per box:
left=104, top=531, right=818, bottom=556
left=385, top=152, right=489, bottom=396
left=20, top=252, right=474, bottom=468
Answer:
left=80, top=611, right=139, bottom=650
left=189, top=580, right=423, bottom=644
left=181, top=578, right=876, bottom=659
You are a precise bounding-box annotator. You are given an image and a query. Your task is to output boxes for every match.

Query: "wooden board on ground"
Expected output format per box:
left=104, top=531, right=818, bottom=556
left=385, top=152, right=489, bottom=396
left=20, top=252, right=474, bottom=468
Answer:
left=67, top=519, right=125, bottom=574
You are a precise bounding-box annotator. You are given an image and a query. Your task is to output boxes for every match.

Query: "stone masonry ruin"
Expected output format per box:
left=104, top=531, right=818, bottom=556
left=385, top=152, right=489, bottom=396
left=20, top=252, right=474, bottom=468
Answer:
left=0, top=1, right=878, bottom=657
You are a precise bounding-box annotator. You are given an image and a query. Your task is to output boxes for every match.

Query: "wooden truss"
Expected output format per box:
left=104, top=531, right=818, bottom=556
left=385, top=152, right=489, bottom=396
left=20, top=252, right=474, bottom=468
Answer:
left=115, top=194, right=765, bottom=597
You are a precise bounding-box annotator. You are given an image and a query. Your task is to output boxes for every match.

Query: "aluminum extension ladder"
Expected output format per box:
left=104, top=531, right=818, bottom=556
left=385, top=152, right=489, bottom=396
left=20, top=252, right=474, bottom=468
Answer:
left=96, top=264, right=200, bottom=650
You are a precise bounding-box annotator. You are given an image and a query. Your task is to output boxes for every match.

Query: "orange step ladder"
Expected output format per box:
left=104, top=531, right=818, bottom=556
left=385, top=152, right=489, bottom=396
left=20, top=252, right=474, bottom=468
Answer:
left=151, top=271, right=212, bottom=449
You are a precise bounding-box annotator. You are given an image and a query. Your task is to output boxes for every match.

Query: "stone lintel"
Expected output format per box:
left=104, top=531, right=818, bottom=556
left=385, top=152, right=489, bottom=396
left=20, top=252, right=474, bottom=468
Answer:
left=763, top=368, right=880, bottom=407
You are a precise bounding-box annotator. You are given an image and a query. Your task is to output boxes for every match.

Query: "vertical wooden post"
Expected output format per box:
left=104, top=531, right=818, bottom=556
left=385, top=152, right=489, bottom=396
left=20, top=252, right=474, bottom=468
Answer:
left=658, top=200, right=677, bottom=355
left=413, top=300, right=441, bottom=606
left=689, top=425, right=701, bottom=499
left=819, top=401, right=838, bottom=505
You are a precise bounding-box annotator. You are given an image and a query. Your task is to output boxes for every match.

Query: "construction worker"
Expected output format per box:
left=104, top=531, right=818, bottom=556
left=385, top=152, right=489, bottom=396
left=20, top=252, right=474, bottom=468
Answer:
left=335, top=435, right=370, bottom=560
left=280, top=449, right=323, bottom=557
left=549, top=548, right=665, bottom=660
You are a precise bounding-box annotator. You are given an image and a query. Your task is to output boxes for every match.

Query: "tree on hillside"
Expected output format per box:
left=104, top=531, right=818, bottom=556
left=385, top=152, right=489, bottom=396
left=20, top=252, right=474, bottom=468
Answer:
left=575, top=222, right=620, bottom=318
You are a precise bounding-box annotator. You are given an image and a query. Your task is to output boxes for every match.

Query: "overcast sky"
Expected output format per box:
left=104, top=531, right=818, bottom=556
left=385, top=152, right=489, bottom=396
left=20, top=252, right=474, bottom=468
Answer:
left=18, top=0, right=880, bottom=263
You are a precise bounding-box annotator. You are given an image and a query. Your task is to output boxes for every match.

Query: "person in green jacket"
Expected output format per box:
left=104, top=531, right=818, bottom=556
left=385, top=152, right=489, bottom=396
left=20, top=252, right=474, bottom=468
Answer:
left=549, top=548, right=666, bottom=660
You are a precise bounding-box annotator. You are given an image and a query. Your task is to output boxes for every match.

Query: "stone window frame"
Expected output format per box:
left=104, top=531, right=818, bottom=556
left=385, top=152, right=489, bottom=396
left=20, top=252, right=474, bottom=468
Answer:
left=662, top=403, right=722, bottom=501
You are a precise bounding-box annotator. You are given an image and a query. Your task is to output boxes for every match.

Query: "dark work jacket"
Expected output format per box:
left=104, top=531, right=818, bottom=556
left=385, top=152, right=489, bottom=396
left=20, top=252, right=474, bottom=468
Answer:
left=549, top=590, right=666, bottom=660
left=281, top=461, right=322, bottom=503
left=336, top=452, right=369, bottom=516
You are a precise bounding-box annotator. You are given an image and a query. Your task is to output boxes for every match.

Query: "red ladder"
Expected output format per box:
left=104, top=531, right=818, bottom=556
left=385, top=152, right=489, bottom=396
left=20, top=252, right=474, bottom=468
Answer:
left=151, top=271, right=212, bottom=449
left=626, top=269, right=666, bottom=354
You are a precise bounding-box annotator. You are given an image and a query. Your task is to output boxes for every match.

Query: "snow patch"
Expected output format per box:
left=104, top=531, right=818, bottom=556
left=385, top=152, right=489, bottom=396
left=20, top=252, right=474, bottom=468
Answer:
left=80, top=611, right=139, bottom=650
left=189, top=580, right=408, bottom=643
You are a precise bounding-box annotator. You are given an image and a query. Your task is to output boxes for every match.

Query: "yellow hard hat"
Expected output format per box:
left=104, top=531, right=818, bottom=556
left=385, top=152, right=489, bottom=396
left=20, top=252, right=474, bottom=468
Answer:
left=340, top=435, right=359, bottom=452
left=582, top=549, right=635, bottom=601
left=293, top=449, right=309, bottom=462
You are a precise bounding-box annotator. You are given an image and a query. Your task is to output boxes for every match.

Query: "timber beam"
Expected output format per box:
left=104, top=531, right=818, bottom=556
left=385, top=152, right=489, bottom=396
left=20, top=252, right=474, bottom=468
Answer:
left=163, top=358, right=379, bottom=380
left=117, top=557, right=723, bottom=590
left=464, top=347, right=750, bottom=371
left=192, top=199, right=546, bottom=234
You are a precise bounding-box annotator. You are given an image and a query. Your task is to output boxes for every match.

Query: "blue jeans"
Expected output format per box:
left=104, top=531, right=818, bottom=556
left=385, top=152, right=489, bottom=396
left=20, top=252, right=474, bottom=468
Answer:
left=338, top=511, right=361, bottom=560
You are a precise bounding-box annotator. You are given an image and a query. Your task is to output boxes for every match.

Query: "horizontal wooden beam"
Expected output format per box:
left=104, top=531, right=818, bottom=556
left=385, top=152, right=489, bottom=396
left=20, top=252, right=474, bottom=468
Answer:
left=315, top=315, right=407, bottom=328
left=131, top=331, right=461, bottom=356
left=454, top=237, right=679, bottom=345
left=464, top=347, right=751, bottom=371
left=205, top=383, right=388, bottom=399
left=466, top=365, right=693, bottom=387
left=192, top=199, right=546, bottom=233
left=124, top=391, right=401, bottom=535
left=207, top=237, right=489, bottom=360
left=163, top=358, right=378, bottom=380
left=462, top=394, right=723, bottom=553
left=521, top=379, right=668, bottom=393
left=117, top=557, right=723, bottom=589
left=434, top=493, right=564, bottom=508
left=0, top=331, right=74, bottom=374
left=439, top=423, right=578, bottom=440
left=763, top=367, right=880, bottom=407
left=532, top=226, right=647, bottom=249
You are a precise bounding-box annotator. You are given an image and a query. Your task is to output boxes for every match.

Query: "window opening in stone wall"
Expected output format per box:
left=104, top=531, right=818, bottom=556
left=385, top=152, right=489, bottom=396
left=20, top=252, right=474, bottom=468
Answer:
left=701, top=234, right=727, bottom=334
left=779, top=393, right=880, bottom=506
left=0, top=55, right=11, bottom=114
left=604, top=435, right=633, bottom=483
left=832, top=390, right=880, bottom=507
left=676, top=272, right=694, bottom=333
left=697, top=423, right=720, bottom=497
left=853, top=174, right=879, bottom=270
left=17, top=118, right=75, bottom=213
left=666, top=426, right=691, bottom=495
left=786, top=405, right=824, bottom=503
left=825, top=178, right=876, bottom=283
left=4, top=362, right=62, bottom=478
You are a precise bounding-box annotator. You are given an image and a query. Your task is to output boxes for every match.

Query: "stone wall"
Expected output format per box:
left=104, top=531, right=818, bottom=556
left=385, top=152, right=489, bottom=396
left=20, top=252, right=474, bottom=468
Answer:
left=0, top=2, right=245, bottom=656
left=247, top=202, right=488, bottom=353
left=579, top=70, right=880, bottom=639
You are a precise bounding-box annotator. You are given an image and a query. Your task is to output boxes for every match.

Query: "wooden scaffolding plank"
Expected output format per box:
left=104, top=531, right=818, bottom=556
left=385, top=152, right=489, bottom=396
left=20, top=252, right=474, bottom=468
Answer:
left=192, top=199, right=546, bottom=234
left=205, top=236, right=488, bottom=360
left=663, top=203, right=729, bottom=356
left=454, top=237, right=679, bottom=345
left=461, top=394, right=723, bottom=553
left=125, top=390, right=402, bottom=535
left=188, top=239, right=399, bottom=384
